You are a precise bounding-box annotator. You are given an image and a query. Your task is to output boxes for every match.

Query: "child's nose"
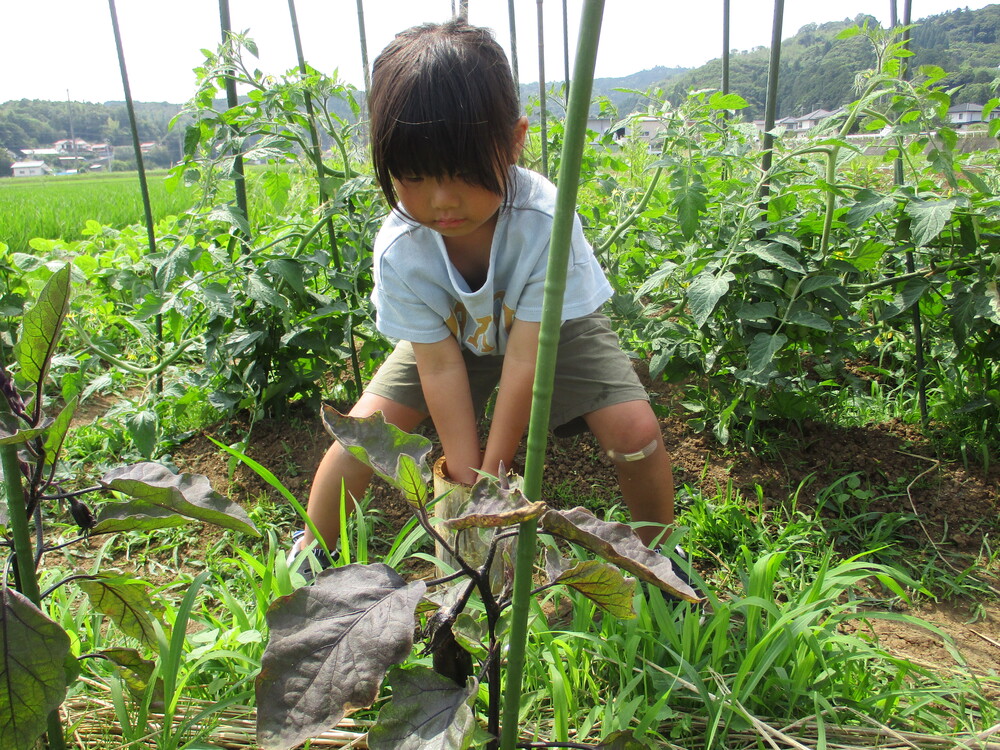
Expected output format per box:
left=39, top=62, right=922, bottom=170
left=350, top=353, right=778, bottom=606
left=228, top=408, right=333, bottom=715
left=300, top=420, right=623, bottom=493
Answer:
left=431, top=179, right=461, bottom=208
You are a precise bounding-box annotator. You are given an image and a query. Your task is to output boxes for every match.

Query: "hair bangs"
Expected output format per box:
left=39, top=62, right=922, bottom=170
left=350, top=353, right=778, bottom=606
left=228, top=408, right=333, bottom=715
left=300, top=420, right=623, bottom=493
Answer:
left=370, top=21, right=520, bottom=210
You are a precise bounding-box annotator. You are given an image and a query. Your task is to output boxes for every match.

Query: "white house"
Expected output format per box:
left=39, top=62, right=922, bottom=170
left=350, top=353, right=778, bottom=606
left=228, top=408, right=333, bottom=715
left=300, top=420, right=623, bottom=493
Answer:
left=948, top=103, right=985, bottom=125
left=11, top=160, right=52, bottom=177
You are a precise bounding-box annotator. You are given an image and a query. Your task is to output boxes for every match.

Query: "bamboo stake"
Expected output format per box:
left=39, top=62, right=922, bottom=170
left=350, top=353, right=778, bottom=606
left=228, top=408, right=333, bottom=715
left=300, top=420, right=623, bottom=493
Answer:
left=758, top=0, right=784, bottom=235
left=508, top=0, right=520, bottom=89
left=536, top=0, right=548, bottom=179
left=218, top=0, right=250, bottom=234
left=107, top=0, right=164, bottom=394
left=498, top=3, right=605, bottom=748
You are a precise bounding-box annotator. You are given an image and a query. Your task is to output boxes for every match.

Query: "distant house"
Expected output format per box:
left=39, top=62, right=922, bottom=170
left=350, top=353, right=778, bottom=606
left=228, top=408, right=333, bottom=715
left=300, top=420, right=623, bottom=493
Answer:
left=11, top=160, right=52, bottom=177
left=54, top=138, right=92, bottom=153
left=633, top=116, right=668, bottom=145
left=795, top=108, right=837, bottom=131
left=948, top=103, right=984, bottom=125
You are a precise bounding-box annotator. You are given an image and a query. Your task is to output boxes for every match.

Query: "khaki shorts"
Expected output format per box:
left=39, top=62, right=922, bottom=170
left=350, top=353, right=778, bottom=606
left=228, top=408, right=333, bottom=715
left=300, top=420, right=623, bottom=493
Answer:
left=365, top=311, right=649, bottom=436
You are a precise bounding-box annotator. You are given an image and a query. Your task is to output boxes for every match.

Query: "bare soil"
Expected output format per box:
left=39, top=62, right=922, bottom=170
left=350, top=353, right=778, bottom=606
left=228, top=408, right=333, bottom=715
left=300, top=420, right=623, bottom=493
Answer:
left=161, top=366, right=1000, bottom=687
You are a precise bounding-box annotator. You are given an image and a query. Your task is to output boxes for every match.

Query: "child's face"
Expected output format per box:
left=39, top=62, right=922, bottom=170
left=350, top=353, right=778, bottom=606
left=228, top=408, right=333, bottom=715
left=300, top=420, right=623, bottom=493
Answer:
left=393, top=174, right=504, bottom=243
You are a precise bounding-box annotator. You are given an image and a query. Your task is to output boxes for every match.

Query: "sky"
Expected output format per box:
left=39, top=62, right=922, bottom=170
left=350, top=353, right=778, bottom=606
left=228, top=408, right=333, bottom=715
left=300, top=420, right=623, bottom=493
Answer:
left=2, top=1, right=997, bottom=105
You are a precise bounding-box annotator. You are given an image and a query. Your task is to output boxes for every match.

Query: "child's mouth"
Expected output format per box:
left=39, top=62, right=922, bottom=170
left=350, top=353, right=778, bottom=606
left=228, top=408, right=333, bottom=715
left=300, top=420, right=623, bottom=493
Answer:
left=435, top=218, right=465, bottom=229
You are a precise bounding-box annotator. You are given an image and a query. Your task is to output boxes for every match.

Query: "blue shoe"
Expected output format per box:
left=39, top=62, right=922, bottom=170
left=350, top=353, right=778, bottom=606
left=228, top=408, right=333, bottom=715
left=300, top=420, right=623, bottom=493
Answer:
left=286, top=529, right=337, bottom=580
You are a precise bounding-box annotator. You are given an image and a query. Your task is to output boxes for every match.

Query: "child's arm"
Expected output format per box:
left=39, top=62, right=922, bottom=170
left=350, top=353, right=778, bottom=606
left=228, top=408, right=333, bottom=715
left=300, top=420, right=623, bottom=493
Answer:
left=481, top=319, right=541, bottom=477
left=412, top=337, right=482, bottom=485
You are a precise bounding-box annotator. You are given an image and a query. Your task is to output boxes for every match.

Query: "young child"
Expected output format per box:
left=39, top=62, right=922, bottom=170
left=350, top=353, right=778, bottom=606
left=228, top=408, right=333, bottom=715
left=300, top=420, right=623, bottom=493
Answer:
left=291, top=19, right=679, bottom=565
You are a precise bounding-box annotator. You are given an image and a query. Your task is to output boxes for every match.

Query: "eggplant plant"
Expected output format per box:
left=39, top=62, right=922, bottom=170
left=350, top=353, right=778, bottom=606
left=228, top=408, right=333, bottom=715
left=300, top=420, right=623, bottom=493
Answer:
left=0, top=263, right=260, bottom=749
left=255, top=407, right=698, bottom=750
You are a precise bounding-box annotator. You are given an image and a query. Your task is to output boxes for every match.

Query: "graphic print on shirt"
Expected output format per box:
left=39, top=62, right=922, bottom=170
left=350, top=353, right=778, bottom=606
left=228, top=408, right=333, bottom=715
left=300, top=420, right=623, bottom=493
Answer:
left=444, top=293, right=516, bottom=354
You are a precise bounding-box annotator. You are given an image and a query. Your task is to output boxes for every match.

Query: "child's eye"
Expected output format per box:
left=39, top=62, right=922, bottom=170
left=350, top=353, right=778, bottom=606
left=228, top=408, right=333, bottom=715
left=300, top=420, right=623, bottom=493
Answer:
left=397, top=175, right=424, bottom=184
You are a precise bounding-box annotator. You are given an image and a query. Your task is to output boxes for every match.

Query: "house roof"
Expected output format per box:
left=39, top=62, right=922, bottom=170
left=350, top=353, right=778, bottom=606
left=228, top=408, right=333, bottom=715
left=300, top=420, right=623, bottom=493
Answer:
left=949, top=103, right=984, bottom=113
left=12, top=160, right=47, bottom=168
left=799, top=108, right=834, bottom=121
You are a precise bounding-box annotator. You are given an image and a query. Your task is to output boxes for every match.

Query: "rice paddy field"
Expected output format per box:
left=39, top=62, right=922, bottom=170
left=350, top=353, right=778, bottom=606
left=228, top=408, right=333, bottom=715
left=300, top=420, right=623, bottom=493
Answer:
left=0, top=171, right=199, bottom=253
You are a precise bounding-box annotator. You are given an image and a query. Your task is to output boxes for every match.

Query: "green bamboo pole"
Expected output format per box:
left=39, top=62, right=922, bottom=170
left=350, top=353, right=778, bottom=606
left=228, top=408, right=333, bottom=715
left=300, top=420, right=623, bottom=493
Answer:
left=355, top=0, right=371, bottom=100
left=722, top=0, right=731, bottom=96
left=218, top=0, right=250, bottom=232
left=286, top=0, right=363, bottom=396
left=508, top=0, right=520, bottom=89
left=758, top=0, right=784, bottom=232
left=894, top=0, right=927, bottom=423
left=536, top=0, right=548, bottom=179
left=107, top=0, right=164, bottom=394
left=562, top=0, right=570, bottom=93
left=498, top=3, right=604, bottom=748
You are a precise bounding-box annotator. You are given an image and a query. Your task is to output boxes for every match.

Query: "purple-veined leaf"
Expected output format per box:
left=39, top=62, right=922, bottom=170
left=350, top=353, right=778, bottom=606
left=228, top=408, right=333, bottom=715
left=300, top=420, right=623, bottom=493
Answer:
left=541, top=508, right=699, bottom=602
left=545, top=549, right=636, bottom=619
left=256, top=564, right=426, bottom=750
left=99, top=462, right=258, bottom=535
left=597, top=730, right=656, bottom=749
left=97, top=647, right=165, bottom=709
left=92, top=503, right=189, bottom=534
left=0, top=587, right=71, bottom=750
left=444, top=475, right=546, bottom=531
left=321, top=406, right=432, bottom=507
left=368, top=667, right=483, bottom=750
left=76, top=575, right=167, bottom=649
left=687, top=271, right=734, bottom=329
left=0, top=413, right=53, bottom=445
left=14, top=263, right=71, bottom=389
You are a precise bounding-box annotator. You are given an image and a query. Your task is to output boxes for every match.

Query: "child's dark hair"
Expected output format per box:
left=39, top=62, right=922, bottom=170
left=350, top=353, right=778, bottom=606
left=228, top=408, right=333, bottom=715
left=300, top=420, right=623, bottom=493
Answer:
left=369, top=20, right=521, bottom=209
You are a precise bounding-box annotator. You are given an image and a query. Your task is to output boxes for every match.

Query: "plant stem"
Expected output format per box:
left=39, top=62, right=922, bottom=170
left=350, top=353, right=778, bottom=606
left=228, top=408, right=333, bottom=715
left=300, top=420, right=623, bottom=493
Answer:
left=498, top=3, right=604, bottom=748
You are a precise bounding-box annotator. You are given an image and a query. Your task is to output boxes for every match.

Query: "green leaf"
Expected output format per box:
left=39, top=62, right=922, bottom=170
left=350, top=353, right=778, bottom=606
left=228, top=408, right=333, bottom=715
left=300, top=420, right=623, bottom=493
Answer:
left=256, top=564, right=426, bottom=750
left=544, top=549, right=636, bottom=618
left=321, top=407, right=432, bottom=507
left=125, top=410, right=158, bottom=459
left=736, top=302, right=776, bottom=322
left=960, top=168, right=993, bottom=196
left=368, top=667, right=480, bottom=750
left=880, top=279, right=930, bottom=321
left=247, top=273, right=289, bottom=311
left=98, top=462, right=259, bottom=535
left=200, top=283, right=236, bottom=317
left=845, top=190, right=895, bottom=229
left=266, top=259, right=307, bottom=297
left=687, top=271, right=734, bottom=329
left=43, top=397, right=77, bottom=466
left=751, top=243, right=805, bottom=275
left=208, top=204, right=250, bottom=236
left=801, top=275, right=840, bottom=294
left=986, top=282, right=1000, bottom=325
left=672, top=181, right=707, bottom=240
left=747, top=332, right=787, bottom=374
left=540, top=508, right=699, bottom=601
left=91, top=504, right=189, bottom=534
left=788, top=310, right=832, bottom=332
left=708, top=92, right=748, bottom=111
left=14, top=263, right=71, bottom=388
left=77, top=576, right=166, bottom=649
left=905, top=198, right=958, bottom=247
left=0, top=587, right=71, bottom=750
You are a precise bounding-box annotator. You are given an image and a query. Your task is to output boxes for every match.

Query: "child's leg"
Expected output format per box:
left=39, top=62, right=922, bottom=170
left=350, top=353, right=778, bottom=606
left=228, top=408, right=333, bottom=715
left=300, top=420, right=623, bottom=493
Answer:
left=302, top=392, right=427, bottom=549
left=584, top=399, right=675, bottom=547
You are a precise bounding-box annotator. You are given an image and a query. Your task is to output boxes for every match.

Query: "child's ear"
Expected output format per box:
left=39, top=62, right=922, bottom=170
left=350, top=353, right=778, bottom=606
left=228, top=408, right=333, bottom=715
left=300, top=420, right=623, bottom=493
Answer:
left=512, top=116, right=529, bottom=162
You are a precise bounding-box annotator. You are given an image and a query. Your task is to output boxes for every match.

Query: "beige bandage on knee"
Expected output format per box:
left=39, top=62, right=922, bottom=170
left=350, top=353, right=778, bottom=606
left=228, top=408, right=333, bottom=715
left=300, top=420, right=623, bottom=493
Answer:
left=607, top=439, right=658, bottom=463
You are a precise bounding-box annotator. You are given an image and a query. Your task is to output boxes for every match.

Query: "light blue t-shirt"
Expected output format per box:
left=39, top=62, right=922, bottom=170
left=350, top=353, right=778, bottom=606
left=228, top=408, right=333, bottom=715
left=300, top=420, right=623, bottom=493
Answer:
left=372, top=167, right=612, bottom=356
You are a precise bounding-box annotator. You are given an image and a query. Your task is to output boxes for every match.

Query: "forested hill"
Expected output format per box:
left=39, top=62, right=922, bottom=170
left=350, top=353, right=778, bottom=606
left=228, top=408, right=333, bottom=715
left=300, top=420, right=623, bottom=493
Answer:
left=665, top=4, right=1000, bottom=120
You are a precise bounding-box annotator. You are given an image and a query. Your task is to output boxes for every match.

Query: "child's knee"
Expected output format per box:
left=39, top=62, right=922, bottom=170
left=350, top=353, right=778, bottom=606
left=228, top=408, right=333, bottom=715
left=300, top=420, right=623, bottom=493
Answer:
left=589, top=402, right=663, bottom=460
